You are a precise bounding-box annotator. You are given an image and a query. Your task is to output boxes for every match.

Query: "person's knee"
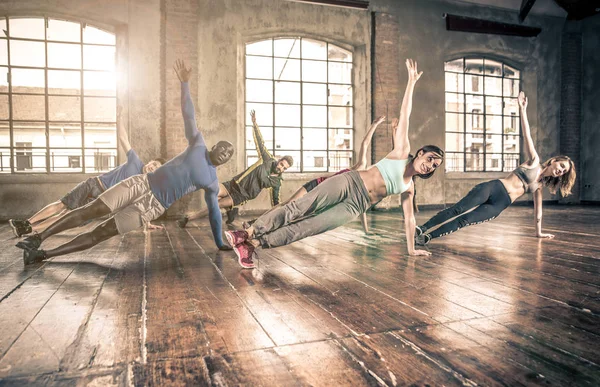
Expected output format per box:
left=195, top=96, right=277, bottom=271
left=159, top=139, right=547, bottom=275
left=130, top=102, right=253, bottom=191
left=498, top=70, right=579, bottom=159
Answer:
left=91, top=220, right=118, bottom=244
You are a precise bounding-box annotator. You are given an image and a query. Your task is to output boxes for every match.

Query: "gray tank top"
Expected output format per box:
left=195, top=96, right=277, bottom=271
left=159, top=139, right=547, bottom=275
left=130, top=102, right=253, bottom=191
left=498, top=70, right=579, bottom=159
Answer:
left=513, top=165, right=541, bottom=193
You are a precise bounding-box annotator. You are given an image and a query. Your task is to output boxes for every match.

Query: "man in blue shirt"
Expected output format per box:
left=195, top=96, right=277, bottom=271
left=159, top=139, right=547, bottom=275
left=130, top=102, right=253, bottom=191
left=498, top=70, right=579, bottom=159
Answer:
left=17, top=59, right=234, bottom=264
left=9, top=106, right=165, bottom=237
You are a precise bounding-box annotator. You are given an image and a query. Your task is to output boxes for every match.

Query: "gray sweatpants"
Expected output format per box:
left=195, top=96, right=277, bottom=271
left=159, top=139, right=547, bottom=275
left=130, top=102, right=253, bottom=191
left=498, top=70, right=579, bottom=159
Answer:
left=253, top=170, right=371, bottom=248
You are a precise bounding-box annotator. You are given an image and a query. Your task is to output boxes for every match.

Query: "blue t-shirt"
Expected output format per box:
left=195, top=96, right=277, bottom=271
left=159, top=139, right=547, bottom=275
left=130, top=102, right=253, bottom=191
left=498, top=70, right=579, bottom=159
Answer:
left=99, top=149, right=144, bottom=189
left=147, top=82, right=224, bottom=248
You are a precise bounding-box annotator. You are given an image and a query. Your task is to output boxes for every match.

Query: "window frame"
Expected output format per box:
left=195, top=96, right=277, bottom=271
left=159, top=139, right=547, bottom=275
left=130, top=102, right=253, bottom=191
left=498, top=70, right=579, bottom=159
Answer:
left=0, top=16, right=117, bottom=174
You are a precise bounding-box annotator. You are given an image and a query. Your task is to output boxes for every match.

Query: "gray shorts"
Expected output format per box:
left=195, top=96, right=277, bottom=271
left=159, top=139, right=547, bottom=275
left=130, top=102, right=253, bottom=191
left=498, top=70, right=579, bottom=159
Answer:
left=97, top=174, right=166, bottom=235
left=60, top=177, right=105, bottom=210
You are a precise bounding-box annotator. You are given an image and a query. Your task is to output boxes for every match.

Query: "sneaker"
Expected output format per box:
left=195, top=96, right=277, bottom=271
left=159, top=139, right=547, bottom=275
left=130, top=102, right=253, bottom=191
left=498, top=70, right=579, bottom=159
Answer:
left=224, top=229, right=248, bottom=247
left=226, top=208, right=238, bottom=225
left=16, top=234, right=42, bottom=251
left=232, top=242, right=256, bottom=269
left=23, top=249, right=47, bottom=265
left=177, top=216, right=189, bottom=229
left=415, top=233, right=431, bottom=246
left=9, top=219, right=32, bottom=237
left=415, top=225, right=424, bottom=237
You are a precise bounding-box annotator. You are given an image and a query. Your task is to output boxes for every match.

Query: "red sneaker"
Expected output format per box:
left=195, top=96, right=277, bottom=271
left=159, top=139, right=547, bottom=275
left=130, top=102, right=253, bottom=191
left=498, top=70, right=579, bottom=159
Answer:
left=224, top=229, right=248, bottom=247
left=232, top=242, right=256, bottom=269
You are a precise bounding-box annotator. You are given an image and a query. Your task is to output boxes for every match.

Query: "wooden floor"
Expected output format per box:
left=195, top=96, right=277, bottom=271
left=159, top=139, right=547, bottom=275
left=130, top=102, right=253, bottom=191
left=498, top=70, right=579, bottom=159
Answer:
left=0, top=205, right=599, bottom=386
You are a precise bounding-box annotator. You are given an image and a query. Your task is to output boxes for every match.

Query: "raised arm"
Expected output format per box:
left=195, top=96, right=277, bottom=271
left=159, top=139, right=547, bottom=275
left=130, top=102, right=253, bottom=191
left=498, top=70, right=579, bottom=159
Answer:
left=533, top=188, right=554, bottom=239
left=401, top=187, right=431, bottom=256
left=204, top=184, right=226, bottom=249
left=116, top=105, right=132, bottom=155
left=250, top=110, right=272, bottom=163
left=518, top=91, right=539, bottom=165
left=391, top=59, right=422, bottom=159
left=352, top=115, right=385, bottom=170
left=174, top=59, right=204, bottom=146
left=270, top=183, right=281, bottom=206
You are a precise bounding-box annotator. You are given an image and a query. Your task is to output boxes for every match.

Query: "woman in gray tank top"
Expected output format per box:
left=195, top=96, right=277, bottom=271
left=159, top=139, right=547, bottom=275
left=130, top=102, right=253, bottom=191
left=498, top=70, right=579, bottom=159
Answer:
left=415, top=91, right=577, bottom=246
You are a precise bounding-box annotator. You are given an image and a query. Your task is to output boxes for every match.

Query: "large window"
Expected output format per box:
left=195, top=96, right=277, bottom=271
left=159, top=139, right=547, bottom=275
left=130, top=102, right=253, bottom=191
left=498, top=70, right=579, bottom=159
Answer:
left=444, top=58, right=521, bottom=172
left=0, top=16, right=117, bottom=173
left=245, top=38, right=353, bottom=172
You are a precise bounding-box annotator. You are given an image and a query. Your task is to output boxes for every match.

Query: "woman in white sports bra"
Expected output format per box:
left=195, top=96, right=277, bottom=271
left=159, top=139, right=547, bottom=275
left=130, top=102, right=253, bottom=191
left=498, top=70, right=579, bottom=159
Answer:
left=225, top=59, right=445, bottom=268
left=415, top=91, right=577, bottom=246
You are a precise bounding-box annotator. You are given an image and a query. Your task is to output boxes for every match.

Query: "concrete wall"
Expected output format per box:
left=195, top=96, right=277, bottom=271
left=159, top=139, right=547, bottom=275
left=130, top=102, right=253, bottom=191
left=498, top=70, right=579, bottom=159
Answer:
left=581, top=14, right=600, bottom=202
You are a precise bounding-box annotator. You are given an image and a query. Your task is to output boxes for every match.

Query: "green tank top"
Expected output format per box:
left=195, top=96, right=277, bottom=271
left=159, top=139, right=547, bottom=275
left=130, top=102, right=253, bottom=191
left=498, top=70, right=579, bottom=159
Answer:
left=374, top=158, right=412, bottom=195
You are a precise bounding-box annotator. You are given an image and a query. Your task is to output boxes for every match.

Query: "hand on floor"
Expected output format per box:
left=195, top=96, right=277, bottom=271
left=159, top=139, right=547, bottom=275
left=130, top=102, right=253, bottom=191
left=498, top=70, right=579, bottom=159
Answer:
left=409, top=249, right=431, bottom=256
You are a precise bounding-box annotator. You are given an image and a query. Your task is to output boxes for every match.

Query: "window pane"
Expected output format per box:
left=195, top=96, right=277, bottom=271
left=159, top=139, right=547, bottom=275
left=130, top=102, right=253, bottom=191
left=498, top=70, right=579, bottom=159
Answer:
left=245, top=149, right=259, bottom=167
left=301, top=60, right=326, bottom=82
left=485, top=153, right=503, bottom=171
left=503, top=153, right=520, bottom=171
left=445, top=132, right=464, bottom=152
left=303, top=83, right=326, bottom=105
left=445, top=113, right=464, bottom=132
left=303, top=105, right=327, bottom=127
left=329, top=128, right=352, bottom=150
left=49, top=95, right=81, bottom=121
left=465, top=58, right=484, bottom=74
left=484, top=76, right=502, bottom=96
left=0, top=121, right=8, bottom=147
left=273, top=150, right=300, bottom=172
left=329, top=151, right=352, bottom=171
left=49, top=122, right=81, bottom=147
left=466, top=114, right=484, bottom=133
left=486, top=96, right=503, bottom=115
left=275, top=104, right=300, bottom=126
left=445, top=92, right=464, bottom=113
left=484, top=59, right=502, bottom=76
left=47, top=19, right=80, bottom=42
left=84, top=148, right=117, bottom=173
left=465, top=153, right=484, bottom=171
left=466, top=94, right=483, bottom=113
left=84, top=71, right=115, bottom=96
left=275, top=81, right=300, bottom=104
left=0, top=67, right=6, bottom=92
left=503, top=98, right=519, bottom=116
left=49, top=70, right=81, bottom=95
left=486, top=134, right=503, bottom=153
left=328, top=45, right=351, bottom=62
left=303, top=150, right=328, bottom=172
left=84, top=97, right=115, bottom=122
left=0, top=18, right=5, bottom=34
left=504, top=78, right=519, bottom=97
left=328, top=84, right=352, bottom=106
left=83, top=26, right=115, bottom=45
left=83, top=45, right=115, bottom=71
left=0, top=147, right=9, bottom=173
left=49, top=148, right=83, bottom=172
left=465, top=74, right=483, bottom=94
left=504, top=115, right=518, bottom=134
left=14, top=148, right=47, bottom=172
left=445, top=152, right=464, bottom=172
left=504, top=134, right=519, bottom=153
left=246, top=126, right=273, bottom=150
left=274, top=58, right=300, bottom=81
left=246, top=103, right=273, bottom=126
left=11, top=68, right=45, bottom=94
left=328, top=62, right=352, bottom=84
left=10, top=41, right=45, bottom=67
left=302, top=128, right=327, bottom=150
left=13, top=95, right=45, bottom=120
left=445, top=58, right=463, bottom=72
left=247, top=56, right=273, bottom=79
left=0, top=40, right=7, bottom=65
left=486, top=114, right=503, bottom=134
left=274, top=38, right=300, bottom=58
left=301, top=39, right=326, bottom=60
left=9, top=18, right=45, bottom=40
left=246, top=79, right=273, bottom=103
left=48, top=43, right=82, bottom=69
left=329, top=106, right=351, bottom=128
left=503, top=64, right=520, bottom=79
left=275, top=127, right=300, bottom=150
left=246, top=39, right=272, bottom=56
left=0, top=95, right=8, bottom=119
left=445, top=72, right=463, bottom=92
left=84, top=123, right=117, bottom=148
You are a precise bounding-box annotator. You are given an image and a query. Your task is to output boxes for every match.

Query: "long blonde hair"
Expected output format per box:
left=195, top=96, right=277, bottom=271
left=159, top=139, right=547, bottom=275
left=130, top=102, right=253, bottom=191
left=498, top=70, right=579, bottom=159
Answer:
left=540, top=156, right=576, bottom=197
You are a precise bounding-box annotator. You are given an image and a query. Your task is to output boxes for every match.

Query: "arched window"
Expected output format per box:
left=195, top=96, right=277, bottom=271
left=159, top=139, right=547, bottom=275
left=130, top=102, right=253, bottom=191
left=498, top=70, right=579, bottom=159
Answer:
left=245, top=37, right=353, bottom=172
left=444, top=58, right=521, bottom=172
left=0, top=16, right=116, bottom=173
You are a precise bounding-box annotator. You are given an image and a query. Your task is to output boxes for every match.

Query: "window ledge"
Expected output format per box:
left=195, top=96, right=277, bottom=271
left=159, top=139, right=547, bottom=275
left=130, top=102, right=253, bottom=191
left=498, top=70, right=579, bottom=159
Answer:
left=0, top=173, right=96, bottom=184
left=283, top=172, right=332, bottom=181
left=445, top=171, right=507, bottom=180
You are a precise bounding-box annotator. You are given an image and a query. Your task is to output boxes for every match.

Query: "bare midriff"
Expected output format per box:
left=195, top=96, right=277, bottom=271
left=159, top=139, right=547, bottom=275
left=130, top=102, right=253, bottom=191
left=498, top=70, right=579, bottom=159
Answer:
left=499, top=173, right=527, bottom=202
left=359, top=167, right=388, bottom=205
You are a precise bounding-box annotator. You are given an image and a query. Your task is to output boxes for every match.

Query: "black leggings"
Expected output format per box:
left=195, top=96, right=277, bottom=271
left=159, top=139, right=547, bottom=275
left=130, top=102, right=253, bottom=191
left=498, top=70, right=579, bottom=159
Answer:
left=421, top=180, right=512, bottom=240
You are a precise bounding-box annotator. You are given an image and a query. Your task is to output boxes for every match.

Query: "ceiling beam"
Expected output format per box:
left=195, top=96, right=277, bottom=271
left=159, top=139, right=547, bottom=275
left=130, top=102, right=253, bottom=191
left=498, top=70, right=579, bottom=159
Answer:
left=444, top=14, right=541, bottom=37
left=519, top=0, right=537, bottom=22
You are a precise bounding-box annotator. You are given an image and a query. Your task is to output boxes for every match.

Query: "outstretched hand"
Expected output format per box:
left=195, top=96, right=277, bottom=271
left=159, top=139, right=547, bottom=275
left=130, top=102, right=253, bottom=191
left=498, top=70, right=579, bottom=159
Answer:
left=518, top=91, right=528, bottom=110
left=174, top=59, right=192, bottom=83
left=250, top=109, right=257, bottom=125
left=406, top=59, right=423, bottom=83
left=373, top=115, right=386, bottom=126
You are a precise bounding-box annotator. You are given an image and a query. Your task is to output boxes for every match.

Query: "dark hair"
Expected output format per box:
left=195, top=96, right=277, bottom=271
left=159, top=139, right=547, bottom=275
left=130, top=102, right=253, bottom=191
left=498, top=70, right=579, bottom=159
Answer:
left=408, top=145, right=445, bottom=212
left=279, top=155, right=294, bottom=167
left=216, top=140, right=234, bottom=154
left=540, top=156, right=576, bottom=197
left=153, top=157, right=167, bottom=165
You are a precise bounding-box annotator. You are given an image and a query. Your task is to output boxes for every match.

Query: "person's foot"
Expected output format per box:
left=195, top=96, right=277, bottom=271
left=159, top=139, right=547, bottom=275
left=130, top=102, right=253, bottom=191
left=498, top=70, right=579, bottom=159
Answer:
left=16, top=234, right=42, bottom=251
left=177, top=216, right=189, bottom=229
left=9, top=219, right=32, bottom=238
left=224, top=230, right=248, bottom=247
left=415, top=233, right=431, bottom=246
left=232, top=242, right=256, bottom=269
left=23, top=249, right=47, bottom=265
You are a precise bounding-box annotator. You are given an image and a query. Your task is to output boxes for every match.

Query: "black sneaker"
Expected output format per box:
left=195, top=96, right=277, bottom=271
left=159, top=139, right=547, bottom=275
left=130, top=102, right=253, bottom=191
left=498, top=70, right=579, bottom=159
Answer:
left=415, top=226, right=425, bottom=237
left=226, top=208, right=239, bottom=225
left=9, top=219, right=32, bottom=237
left=23, top=249, right=47, bottom=265
left=176, top=216, right=189, bottom=229
left=415, top=233, right=431, bottom=246
left=16, top=234, right=42, bottom=251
